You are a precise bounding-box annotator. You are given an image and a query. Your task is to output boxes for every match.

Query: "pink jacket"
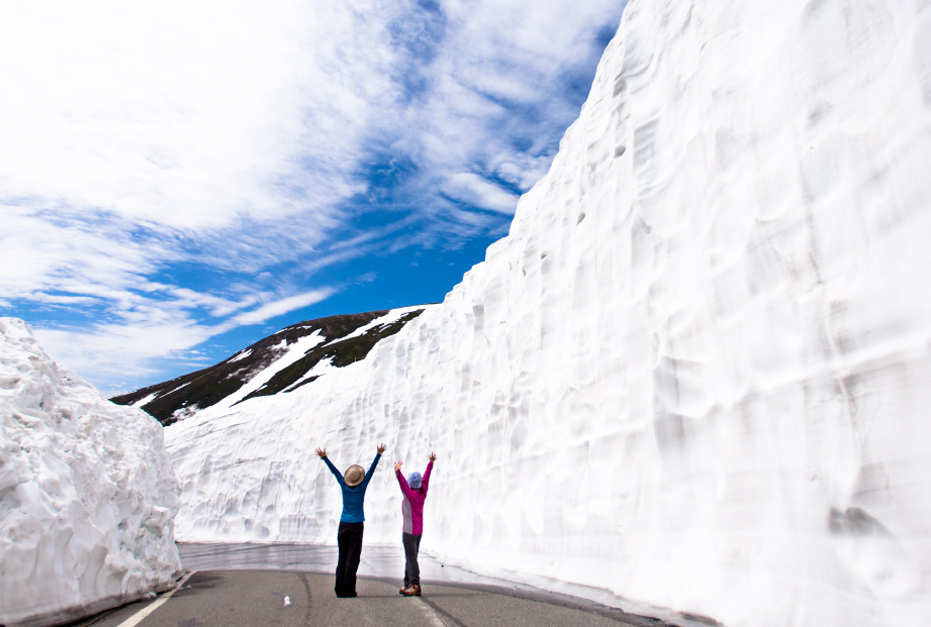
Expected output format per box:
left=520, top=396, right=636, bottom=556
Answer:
left=396, top=461, right=433, bottom=535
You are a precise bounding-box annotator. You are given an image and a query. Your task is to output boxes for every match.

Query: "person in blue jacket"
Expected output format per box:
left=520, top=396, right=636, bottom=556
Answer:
left=316, top=443, right=386, bottom=597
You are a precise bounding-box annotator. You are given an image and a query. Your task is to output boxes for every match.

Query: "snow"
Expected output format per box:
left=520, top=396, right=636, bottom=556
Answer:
left=164, top=1, right=931, bottom=626
left=129, top=391, right=158, bottom=408
left=211, top=330, right=325, bottom=411
left=0, top=318, right=181, bottom=627
left=322, top=306, right=429, bottom=347
left=282, top=356, right=336, bottom=393
left=226, top=348, right=253, bottom=363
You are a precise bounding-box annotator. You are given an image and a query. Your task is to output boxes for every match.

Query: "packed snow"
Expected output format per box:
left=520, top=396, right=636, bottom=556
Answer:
left=163, top=0, right=931, bottom=626
left=0, top=319, right=181, bottom=627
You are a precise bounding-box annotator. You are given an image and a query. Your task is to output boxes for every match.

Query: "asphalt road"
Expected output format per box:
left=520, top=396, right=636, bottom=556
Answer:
left=66, top=570, right=678, bottom=627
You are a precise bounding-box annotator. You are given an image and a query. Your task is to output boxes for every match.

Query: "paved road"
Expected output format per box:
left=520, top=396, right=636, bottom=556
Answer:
left=67, top=571, right=678, bottom=627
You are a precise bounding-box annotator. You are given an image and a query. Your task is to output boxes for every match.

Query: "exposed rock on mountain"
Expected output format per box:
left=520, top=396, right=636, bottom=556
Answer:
left=111, top=307, right=427, bottom=425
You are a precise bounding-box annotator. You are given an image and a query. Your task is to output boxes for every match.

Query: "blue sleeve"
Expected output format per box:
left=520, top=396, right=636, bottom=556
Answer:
left=361, top=453, right=381, bottom=489
left=323, top=456, right=346, bottom=489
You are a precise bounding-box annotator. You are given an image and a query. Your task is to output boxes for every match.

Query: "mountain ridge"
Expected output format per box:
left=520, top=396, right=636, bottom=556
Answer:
left=111, top=306, right=428, bottom=425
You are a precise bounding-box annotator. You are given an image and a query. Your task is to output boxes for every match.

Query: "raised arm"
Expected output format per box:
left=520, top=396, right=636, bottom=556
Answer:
left=317, top=448, right=346, bottom=488
left=421, top=453, right=436, bottom=492
left=395, top=460, right=415, bottom=500
left=361, top=443, right=387, bottom=488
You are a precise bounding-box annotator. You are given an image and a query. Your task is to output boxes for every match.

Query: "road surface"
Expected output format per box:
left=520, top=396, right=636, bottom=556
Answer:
left=66, top=570, right=682, bottom=627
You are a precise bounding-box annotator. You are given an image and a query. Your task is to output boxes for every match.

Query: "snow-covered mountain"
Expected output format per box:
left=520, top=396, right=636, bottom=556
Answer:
left=0, top=319, right=181, bottom=627
left=111, top=307, right=427, bottom=425
left=155, top=1, right=931, bottom=626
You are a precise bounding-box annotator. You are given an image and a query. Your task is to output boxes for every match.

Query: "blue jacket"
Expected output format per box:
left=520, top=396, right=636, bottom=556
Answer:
left=323, top=453, right=381, bottom=523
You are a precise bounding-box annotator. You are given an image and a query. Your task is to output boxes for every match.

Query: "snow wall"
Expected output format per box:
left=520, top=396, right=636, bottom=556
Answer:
left=166, top=1, right=931, bottom=625
left=0, top=319, right=181, bottom=627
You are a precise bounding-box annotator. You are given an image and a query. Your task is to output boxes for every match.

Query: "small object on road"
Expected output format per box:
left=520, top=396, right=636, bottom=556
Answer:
left=284, top=595, right=291, bottom=607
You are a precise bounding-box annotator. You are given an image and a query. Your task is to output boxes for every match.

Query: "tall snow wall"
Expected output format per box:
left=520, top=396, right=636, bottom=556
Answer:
left=166, top=1, right=931, bottom=625
left=0, top=319, right=181, bottom=627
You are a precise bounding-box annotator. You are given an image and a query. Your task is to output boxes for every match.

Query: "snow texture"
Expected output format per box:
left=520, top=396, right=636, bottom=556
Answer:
left=0, top=319, right=181, bottom=627
left=166, top=1, right=931, bottom=626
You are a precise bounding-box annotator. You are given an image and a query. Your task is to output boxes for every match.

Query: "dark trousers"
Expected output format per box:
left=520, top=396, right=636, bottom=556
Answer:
left=336, top=521, right=364, bottom=597
left=403, top=532, right=422, bottom=587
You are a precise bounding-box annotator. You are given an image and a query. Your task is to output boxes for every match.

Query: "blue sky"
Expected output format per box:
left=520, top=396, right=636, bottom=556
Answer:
left=0, top=0, right=626, bottom=396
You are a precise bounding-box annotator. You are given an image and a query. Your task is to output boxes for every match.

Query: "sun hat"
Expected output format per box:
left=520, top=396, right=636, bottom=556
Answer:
left=408, top=471, right=423, bottom=489
left=344, top=465, right=365, bottom=487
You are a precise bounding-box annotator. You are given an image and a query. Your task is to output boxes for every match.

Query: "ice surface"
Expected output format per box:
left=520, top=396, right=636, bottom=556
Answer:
left=165, top=1, right=931, bottom=625
left=0, top=319, right=181, bottom=627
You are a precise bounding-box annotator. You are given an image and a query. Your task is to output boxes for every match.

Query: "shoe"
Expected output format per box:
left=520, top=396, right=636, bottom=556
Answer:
left=402, top=583, right=421, bottom=597
left=399, top=585, right=409, bottom=595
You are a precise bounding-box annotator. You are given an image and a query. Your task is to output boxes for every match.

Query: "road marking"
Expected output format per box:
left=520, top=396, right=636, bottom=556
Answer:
left=413, top=597, right=448, bottom=627
left=117, top=570, right=197, bottom=627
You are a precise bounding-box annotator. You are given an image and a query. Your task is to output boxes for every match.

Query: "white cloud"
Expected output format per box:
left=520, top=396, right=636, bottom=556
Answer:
left=32, top=288, right=338, bottom=396
left=0, top=1, right=395, bottom=229
left=443, top=173, right=520, bottom=214
left=34, top=321, right=214, bottom=396
left=1, top=0, right=626, bottom=391
left=0, top=205, right=167, bottom=300
left=228, top=290, right=336, bottom=327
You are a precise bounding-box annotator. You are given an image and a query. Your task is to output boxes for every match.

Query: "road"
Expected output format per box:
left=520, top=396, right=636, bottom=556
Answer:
left=66, top=570, right=680, bottom=627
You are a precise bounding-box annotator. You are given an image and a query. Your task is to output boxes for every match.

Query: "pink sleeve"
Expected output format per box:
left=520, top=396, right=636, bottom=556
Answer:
left=421, top=461, right=434, bottom=492
left=396, top=470, right=415, bottom=500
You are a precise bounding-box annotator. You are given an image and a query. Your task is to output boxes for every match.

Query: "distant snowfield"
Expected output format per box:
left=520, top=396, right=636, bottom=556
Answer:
left=0, top=319, right=181, bottom=627
left=165, top=1, right=931, bottom=626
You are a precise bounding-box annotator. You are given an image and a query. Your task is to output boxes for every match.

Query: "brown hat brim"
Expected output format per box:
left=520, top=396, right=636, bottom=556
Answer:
left=344, top=464, right=365, bottom=487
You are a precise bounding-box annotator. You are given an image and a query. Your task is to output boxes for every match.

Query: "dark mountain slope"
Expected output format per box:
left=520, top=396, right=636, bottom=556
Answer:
left=111, top=307, right=427, bottom=425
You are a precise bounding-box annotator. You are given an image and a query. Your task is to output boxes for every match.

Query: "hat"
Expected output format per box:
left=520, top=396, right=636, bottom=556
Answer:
left=408, top=471, right=422, bottom=489
left=344, top=465, right=365, bottom=487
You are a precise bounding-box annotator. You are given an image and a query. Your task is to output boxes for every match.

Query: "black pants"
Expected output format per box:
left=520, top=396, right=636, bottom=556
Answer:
left=403, top=532, right=422, bottom=587
left=336, top=521, right=364, bottom=597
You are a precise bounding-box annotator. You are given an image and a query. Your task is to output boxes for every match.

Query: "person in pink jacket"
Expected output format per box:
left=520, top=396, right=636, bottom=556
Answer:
left=394, top=452, right=436, bottom=597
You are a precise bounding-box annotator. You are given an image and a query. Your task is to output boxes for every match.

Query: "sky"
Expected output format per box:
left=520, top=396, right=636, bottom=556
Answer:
left=0, top=0, right=627, bottom=396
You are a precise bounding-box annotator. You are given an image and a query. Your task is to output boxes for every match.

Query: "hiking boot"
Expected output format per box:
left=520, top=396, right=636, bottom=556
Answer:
left=399, top=585, right=409, bottom=595
left=402, top=583, right=421, bottom=597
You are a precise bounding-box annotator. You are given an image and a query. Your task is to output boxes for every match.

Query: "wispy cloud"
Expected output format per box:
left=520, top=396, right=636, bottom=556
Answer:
left=227, top=290, right=336, bottom=327
left=1, top=0, right=626, bottom=391
left=443, top=173, right=520, bottom=214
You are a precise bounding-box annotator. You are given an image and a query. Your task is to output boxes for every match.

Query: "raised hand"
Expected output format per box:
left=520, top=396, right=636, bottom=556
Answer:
left=394, top=460, right=403, bottom=472
left=377, top=443, right=387, bottom=455
left=429, top=452, right=437, bottom=463
left=315, top=447, right=327, bottom=459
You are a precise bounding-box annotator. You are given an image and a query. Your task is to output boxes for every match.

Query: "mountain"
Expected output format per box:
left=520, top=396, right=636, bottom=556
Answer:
left=0, top=318, right=181, bottom=627
left=111, top=307, right=428, bottom=425
left=162, top=2, right=929, bottom=627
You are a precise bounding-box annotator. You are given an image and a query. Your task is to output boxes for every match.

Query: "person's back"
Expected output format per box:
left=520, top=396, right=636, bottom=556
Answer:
left=325, top=458, right=377, bottom=523
left=398, top=466, right=431, bottom=534
left=317, top=444, right=386, bottom=598
left=395, top=453, right=436, bottom=596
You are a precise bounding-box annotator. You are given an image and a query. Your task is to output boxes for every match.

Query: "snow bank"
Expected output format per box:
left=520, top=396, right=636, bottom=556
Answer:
left=0, top=318, right=181, bottom=627
left=166, top=1, right=931, bottom=625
